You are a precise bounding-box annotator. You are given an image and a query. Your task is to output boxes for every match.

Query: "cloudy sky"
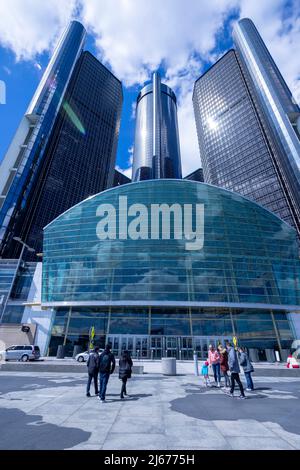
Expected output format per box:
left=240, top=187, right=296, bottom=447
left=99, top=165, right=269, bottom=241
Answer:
left=0, top=0, right=299, bottom=177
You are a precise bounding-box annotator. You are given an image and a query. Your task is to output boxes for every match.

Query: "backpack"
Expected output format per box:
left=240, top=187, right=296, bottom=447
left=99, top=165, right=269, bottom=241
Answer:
left=100, top=352, right=111, bottom=372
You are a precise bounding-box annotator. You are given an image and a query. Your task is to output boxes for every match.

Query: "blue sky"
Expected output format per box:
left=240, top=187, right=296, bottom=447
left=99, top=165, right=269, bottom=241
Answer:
left=0, top=0, right=299, bottom=178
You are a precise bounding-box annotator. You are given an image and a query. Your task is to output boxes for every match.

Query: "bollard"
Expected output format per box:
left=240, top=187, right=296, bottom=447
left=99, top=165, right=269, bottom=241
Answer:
left=179, top=350, right=182, bottom=361
left=193, top=351, right=199, bottom=376
left=137, top=349, right=140, bottom=360
left=56, top=345, right=65, bottom=359
left=72, top=345, right=82, bottom=358
left=151, top=349, right=154, bottom=360
left=161, top=357, right=177, bottom=375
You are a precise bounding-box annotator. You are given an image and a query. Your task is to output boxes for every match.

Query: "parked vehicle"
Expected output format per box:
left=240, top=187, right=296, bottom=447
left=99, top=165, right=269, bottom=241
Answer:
left=75, top=349, right=103, bottom=362
left=0, top=345, right=40, bottom=362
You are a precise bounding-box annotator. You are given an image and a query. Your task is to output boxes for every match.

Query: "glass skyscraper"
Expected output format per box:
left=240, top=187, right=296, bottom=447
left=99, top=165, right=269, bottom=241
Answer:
left=0, top=25, right=123, bottom=259
left=193, top=19, right=300, bottom=240
left=0, top=21, right=86, bottom=256
left=132, top=72, right=182, bottom=181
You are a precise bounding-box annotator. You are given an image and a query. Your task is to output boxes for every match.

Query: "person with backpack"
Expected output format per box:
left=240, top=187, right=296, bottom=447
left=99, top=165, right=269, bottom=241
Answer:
left=238, top=347, right=255, bottom=391
left=86, top=346, right=100, bottom=397
left=226, top=341, right=246, bottom=399
left=119, top=350, right=133, bottom=399
left=98, top=344, right=115, bottom=402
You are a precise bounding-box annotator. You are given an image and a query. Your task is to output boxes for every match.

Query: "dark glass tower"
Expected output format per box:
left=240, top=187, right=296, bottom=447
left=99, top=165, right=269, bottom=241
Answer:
left=0, top=21, right=86, bottom=255
left=132, top=72, right=182, bottom=181
left=233, top=18, right=300, bottom=234
left=193, top=48, right=300, bottom=238
left=4, top=51, right=123, bottom=258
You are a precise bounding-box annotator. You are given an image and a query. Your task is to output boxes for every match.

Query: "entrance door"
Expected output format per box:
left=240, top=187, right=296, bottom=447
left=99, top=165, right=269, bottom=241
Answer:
left=151, top=336, right=163, bottom=359
left=180, top=337, right=193, bottom=360
left=165, top=336, right=178, bottom=358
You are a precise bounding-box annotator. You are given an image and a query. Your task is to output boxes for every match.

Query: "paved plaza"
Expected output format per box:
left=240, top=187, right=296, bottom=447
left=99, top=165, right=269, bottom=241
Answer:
left=0, top=370, right=300, bottom=450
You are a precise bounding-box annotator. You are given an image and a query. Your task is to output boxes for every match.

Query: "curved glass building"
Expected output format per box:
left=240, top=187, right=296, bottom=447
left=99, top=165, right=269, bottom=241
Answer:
left=42, top=180, right=300, bottom=358
left=132, top=72, right=182, bottom=181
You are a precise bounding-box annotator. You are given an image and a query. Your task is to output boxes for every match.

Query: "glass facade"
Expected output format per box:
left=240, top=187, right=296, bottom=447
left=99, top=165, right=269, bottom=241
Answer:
left=10, top=51, right=123, bottom=259
left=193, top=50, right=299, bottom=237
left=0, top=21, right=86, bottom=258
left=132, top=72, right=182, bottom=181
left=42, top=179, right=300, bottom=353
left=233, top=19, right=300, bottom=241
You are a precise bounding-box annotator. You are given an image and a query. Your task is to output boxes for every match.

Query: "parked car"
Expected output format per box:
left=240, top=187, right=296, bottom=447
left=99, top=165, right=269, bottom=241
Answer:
left=0, top=345, right=41, bottom=362
left=75, top=349, right=103, bottom=362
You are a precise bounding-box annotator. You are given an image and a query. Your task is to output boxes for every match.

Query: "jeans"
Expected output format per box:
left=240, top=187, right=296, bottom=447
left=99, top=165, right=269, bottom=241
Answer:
left=120, top=377, right=128, bottom=397
left=222, top=370, right=230, bottom=387
left=99, top=372, right=110, bottom=400
left=230, top=372, right=245, bottom=396
left=212, top=363, right=221, bottom=383
left=244, top=371, right=254, bottom=390
left=86, top=370, right=99, bottom=394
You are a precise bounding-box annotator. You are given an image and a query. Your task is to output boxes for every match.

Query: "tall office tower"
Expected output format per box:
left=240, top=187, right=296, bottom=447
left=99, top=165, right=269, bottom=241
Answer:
left=3, top=51, right=123, bottom=259
left=233, top=18, right=300, bottom=234
left=193, top=48, right=300, bottom=238
left=0, top=21, right=86, bottom=257
left=132, top=72, right=182, bottom=181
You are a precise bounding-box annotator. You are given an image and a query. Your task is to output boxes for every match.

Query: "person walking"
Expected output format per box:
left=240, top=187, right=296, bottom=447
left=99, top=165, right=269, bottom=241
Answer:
left=238, top=347, right=255, bottom=391
left=98, top=344, right=115, bottom=403
left=86, top=346, right=100, bottom=397
left=226, top=341, right=246, bottom=399
left=119, top=350, right=133, bottom=399
left=218, top=345, right=230, bottom=388
left=208, top=344, right=221, bottom=387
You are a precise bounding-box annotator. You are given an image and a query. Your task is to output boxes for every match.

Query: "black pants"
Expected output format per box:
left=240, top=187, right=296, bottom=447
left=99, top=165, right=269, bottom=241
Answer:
left=120, top=377, right=128, bottom=397
left=86, top=371, right=99, bottom=394
left=230, top=372, right=245, bottom=396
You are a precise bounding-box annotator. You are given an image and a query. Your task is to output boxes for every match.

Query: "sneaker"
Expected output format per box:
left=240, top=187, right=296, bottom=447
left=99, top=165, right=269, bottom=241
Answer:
left=246, top=388, right=253, bottom=391
left=217, top=382, right=221, bottom=388
left=239, top=395, right=246, bottom=399
left=86, top=392, right=91, bottom=397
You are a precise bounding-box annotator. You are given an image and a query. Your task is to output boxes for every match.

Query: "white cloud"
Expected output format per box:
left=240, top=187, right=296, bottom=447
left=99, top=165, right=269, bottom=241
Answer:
left=1, top=0, right=299, bottom=174
left=0, top=0, right=78, bottom=60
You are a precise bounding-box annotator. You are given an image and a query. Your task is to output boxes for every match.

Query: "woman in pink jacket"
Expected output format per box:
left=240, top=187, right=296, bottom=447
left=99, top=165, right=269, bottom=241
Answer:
left=208, top=344, right=221, bottom=387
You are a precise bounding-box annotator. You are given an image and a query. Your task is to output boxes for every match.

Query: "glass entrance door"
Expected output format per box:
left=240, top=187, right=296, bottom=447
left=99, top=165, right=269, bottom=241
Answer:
left=151, top=336, right=163, bottom=359
left=180, top=336, right=193, bottom=359
left=165, top=336, right=179, bottom=357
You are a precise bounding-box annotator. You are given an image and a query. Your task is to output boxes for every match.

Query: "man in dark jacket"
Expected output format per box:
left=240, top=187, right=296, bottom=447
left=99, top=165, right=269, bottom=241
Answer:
left=86, top=346, right=100, bottom=397
left=99, top=344, right=115, bottom=402
left=226, top=342, right=246, bottom=399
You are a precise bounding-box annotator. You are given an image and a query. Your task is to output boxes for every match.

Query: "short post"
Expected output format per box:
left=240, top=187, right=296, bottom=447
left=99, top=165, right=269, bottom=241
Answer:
left=137, top=349, right=140, bottom=360
left=193, top=350, right=199, bottom=376
left=165, top=349, right=168, bottom=358
left=179, top=350, right=182, bottom=361
left=151, top=349, right=154, bottom=360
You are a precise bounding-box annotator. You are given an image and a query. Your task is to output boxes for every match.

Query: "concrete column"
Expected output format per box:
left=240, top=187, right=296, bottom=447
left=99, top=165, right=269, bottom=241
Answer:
left=248, top=348, right=259, bottom=362
left=265, top=349, right=275, bottom=363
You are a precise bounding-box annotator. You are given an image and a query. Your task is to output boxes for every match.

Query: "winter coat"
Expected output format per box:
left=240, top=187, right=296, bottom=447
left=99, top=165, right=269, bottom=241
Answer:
left=228, top=347, right=240, bottom=373
left=87, top=351, right=100, bottom=374
left=219, top=350, right=229, bottom=372
left=239, top=351, right=254, bottom=373
left=208, top=350, right=220, bottom=365
left=99, top=350, right=116, bottom=374
left=119, top=356, right=133, bottom=379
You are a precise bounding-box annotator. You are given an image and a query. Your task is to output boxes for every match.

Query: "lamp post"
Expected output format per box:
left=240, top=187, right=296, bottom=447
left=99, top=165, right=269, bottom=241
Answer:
left=0, top=237, right=35, bottom=323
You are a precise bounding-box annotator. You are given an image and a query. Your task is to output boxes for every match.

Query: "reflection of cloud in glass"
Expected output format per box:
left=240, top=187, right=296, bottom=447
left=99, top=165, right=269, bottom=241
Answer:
left=63, top=102, right=86, bottom=135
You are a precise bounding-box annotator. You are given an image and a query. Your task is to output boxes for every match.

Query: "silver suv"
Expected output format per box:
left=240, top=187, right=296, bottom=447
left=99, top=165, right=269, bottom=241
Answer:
left=1, top=345, right=41, bottom=362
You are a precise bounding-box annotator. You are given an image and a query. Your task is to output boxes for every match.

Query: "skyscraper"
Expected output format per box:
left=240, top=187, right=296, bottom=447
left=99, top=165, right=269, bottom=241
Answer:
left=0, top=26, right=123, bottom=259
left=0, top=21, right=86, bottom=255
left=193, top=20, right=300, bottom=239
left=233, top=18, right=300, bottom=233
left=132, top=72, right=182, bottom=181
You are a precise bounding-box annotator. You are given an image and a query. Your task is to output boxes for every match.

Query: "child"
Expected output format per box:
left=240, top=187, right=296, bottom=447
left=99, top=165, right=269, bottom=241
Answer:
left=201, top=360, right=211, bottom=387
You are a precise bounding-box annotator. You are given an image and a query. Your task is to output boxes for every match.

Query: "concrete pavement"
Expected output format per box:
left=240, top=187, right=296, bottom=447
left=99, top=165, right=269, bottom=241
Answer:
left=0, top=371, right=300, bottom=450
